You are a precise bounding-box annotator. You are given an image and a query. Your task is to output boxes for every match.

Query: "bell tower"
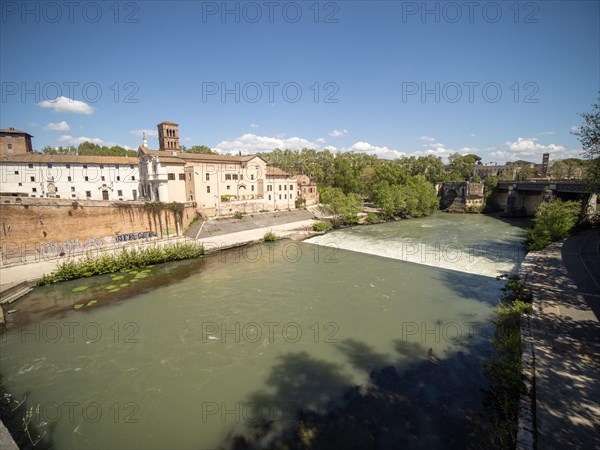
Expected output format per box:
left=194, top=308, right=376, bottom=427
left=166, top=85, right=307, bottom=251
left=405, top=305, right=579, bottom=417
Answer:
left=157, top=121, right=180, bottom=151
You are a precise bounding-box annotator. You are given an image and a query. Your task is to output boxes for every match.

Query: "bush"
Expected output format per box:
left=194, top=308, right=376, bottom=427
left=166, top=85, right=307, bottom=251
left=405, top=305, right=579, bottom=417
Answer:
left=234, top=211, right=244, bottom=220
left=312, top=221, right=333, bottom=232
left=264, top=231, right=278, bottom=241
left=365, top=212, right=379, bottom=223
left=526, top=200, right=580, bottom=251
left=37, top=241, right=205, bottom=285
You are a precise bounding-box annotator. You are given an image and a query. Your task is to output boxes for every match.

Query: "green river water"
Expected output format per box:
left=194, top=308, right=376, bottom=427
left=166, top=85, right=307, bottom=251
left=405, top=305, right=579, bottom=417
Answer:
left=0, top=213, right=528, bottom=449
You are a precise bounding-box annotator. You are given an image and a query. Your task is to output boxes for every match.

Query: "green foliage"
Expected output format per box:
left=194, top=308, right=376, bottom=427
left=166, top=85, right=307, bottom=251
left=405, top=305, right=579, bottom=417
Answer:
left=482, top=275, right=532, bottom=449
left=312, top=221, right=333, bottom=232
left=221, top=195, right=233, bottom=202
left=37, top=242, right=204, bottom=285
left=234, top=211, right=244, bottom=220
left=483, top=176, right=499, bottom=210
left=263, top=231, right=278, bottom=241
left=319, top=186, right=362, bottom=226
left=181, top=145, right=216, bottom=154
left=370, top=175, right=438, bottom=218
left=526, top=200, right=580, bottom=251
left=365, top=212, right=379, bottom=223
left=77, top=141, right=137, bottom=157
left=445, top=153, right=482, bottom=181
left=572, top=94, right=600, bottom=186
left=497, top=274, right=533, bottom=304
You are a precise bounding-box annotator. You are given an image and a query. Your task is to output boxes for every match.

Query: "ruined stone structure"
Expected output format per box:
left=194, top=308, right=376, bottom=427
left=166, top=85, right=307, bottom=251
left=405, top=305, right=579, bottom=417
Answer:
left=438, top=182, right=484, bottom=211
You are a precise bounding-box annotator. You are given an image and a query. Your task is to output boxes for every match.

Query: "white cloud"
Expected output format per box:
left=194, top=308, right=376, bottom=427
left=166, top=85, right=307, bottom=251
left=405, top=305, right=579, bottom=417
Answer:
left=346, top=141, right=405, bottom=159
left=536, top=131, right=555, bottom=136
left=316, top=138, right=327, bottom=144
left=131, top=129, right=158, bottom=137
left=419, top=135, right=436, bottom=142
left=329, top=129, right=348, bottom=137
left=570, top=126, right=580, bottom=133
left=214, top=133, right=324, bottom=155
left=57, top=135, right=131, bottom=149
left=506, top=137, right=565, bottom=154
left=38, top=96, right=95, bottom=115
left=249, top=123, right=259, bottom=128
left=43, top=121, right=70, bottom=132
left=469, top=134, right=476, bottom=137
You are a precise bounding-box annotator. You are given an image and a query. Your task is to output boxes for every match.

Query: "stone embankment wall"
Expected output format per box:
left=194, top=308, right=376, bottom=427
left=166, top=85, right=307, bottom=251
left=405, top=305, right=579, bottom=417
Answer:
left=0, top=197, right=197, bottom=263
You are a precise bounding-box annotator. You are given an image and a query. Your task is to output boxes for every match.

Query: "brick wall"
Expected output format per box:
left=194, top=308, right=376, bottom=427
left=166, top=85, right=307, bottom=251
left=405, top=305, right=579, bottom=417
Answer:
left=0, top=197, right=197, bottom=257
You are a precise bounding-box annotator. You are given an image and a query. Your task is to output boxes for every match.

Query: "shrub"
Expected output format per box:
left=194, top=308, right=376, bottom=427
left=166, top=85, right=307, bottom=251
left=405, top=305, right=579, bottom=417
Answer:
left=234, top=211, right=244, bottom=220
left=526, top=200, right=580, bottom=251
left=263, top=231, right=278, bottom=241
left=312, top=221, right=333, bottom=232
left=37, top=241, right=204, bottom=285
left=365, top=212, right=379, bottom=223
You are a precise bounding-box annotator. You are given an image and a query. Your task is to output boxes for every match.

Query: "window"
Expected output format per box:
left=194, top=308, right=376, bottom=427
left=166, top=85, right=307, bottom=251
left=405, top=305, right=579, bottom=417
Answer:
left=289, top=184, right=293, bottom=190
left=130, top=165, right=135, bottom=169
left=18, top=182, right=22, bottom=186
left=268, top=195, right=271, bottom=200
left=68, top=176, right=72, bottom=182
left=47, top=164, right=52, bottom=168
left=71, top=187, right=75, bottom=192
left=179, top=173, right=185, bottom=180
left=85, top=176, right=89, bottom=181
left=13, top=170, right=18, bottom=175
left=30, top=176, right=35, bottom=182
left=117, top=190, right=123, bottom=196
left=267, top=185, right=272, bottom=191
left=189, top=194, right=194, bottom=201
left=226, top=185, right=230, bottom=190
left=207, top=186, right=210, bottom=193
left=251, top=185, right=254, bottom=191
left=66, top=164, right=70, bottom=169
left=189, top=173, right=192, bottom=181
left=83, top=164, right=87, bottom=169
left=101, top=176, right=106, bottom=181
left=116, top=176, right=120, bottom=181
left=284, top=194, right=287, bottom=199
left=284, top=185, right=287, bottom=190
left=168, top=173, right=175, bottom=181
left=7, top=144, right=12, bottom=149
left=86, top=191, right=92, bottom=198
left=72, top=194, right=76, bottom=198
left=240, top=175, right=243, bottom=180
left=279, top=185, right=282, bottom=191
left=232, top=174, right=238, bottom=180
left=279, top=194, right=282, bottom=200
left=225, top=174, right=232, bottom=180
left=115, top=165, right=120, bottom=169
left=251, top=174, right=254, bottom=180
left=205, top=173, right=210, bottom=181
left=32, top=187, right=37, bottom=193
left=28, top=164, right=33, bottom=169
left=131, top=176, right=135, bottom=181
left=100, top=165, right=104, bottom=169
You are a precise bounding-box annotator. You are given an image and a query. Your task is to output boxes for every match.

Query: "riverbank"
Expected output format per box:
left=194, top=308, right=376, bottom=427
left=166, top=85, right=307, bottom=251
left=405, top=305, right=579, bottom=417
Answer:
left=518, top=229, right=600, bottom=449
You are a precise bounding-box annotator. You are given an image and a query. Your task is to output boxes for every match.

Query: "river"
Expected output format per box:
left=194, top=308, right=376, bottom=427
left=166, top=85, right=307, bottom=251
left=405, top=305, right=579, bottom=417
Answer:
left=0, top=213, right=527, bottom=449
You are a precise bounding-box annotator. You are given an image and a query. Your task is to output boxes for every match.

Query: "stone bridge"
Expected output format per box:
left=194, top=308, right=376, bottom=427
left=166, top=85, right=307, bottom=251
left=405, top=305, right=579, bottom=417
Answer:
left=438, top=182, right=484, bottom=211
left=493, top=181, right=598, bottom=216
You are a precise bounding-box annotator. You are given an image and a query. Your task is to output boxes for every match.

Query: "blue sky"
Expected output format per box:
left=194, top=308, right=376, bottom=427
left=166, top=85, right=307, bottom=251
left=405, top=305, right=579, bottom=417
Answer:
left=1, top=0, right=598, bottom=163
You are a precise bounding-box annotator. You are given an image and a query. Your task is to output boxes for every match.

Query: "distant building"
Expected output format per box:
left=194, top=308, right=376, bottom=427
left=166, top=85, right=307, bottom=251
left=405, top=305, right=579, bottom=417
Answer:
left=138, top=122, right=297, bottom=217
left=0, top=128, right=34, bottom=157
left=0, top=153, right=140, bottom=200
left=473, top=163, right=504, bottom=178
left=295, top=174, right=319, bottom=206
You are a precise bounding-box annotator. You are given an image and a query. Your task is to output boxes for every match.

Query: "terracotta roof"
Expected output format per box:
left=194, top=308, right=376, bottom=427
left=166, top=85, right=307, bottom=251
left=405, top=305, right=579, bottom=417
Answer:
left=0, top=128, right=33, bottom=137
left=0, top=153, right=139, bottom=165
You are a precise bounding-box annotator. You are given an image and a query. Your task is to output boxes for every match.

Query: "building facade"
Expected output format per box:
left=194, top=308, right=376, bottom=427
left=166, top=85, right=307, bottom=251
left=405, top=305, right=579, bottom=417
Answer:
left=0, top=154, right=140, bottom=201
left=138, top=122, right=298, bottom=217
left=0, top=128, right=34, bottom=157
left=295, top=174, right=319, bottom=206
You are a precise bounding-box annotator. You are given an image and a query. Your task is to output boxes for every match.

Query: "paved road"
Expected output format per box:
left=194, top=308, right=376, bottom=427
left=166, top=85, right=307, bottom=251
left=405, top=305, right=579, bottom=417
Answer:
left=520, top=229, right=600, bottom=450
left=561, top=229, right=600, bottom=319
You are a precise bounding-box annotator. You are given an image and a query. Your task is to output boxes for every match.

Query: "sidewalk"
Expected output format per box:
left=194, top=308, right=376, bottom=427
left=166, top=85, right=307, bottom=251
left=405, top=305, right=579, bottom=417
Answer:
left=519, top=230, right=600, bottom=449
left=0, top=220, right=317, bottom=287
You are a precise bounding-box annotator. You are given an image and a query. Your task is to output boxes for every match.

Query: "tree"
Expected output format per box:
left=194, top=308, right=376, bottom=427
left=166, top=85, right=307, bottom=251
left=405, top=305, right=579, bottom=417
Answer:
left=319, top=186, right=361, bottom=226
left=572, top=95, right=600, bottom=185
left=183, top=145, right=216, bottom=154
left=446, top=153, right=482, bottom=181
left=42, top=145, right=77, bottom=155
left=526, top=200, right=580, bottom=251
